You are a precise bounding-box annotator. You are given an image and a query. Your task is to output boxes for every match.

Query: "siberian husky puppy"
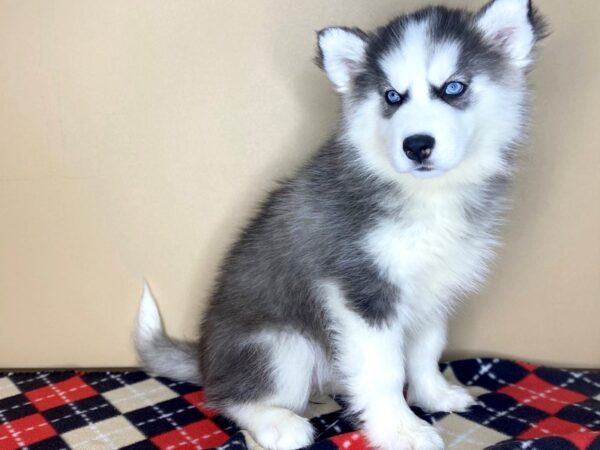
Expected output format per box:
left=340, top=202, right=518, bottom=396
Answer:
left=135, top=1, right=546, bottom=448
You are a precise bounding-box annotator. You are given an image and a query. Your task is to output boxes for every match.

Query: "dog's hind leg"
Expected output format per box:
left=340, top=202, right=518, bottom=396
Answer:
left=221, top=331, right=318, bottom=450
left=226, top=404, right=314, bottom=450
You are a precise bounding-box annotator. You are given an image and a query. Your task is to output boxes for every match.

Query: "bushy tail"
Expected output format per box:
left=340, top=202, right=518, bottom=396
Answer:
left=134, top=282, right=201, bottom=384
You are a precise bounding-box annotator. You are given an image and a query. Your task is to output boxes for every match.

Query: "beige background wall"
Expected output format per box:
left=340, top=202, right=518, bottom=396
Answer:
left=1, top=0, right=599, bottom=369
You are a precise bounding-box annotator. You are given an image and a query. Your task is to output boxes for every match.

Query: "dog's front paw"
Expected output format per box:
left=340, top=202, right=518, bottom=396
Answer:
left=368, top=420, right=444, bottom=450
left=409, top=382, right=475, bottom=413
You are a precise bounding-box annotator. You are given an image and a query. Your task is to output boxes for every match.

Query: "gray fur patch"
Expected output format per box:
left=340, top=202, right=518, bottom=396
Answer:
left=137, top=333, right=200, bottom=383
left=197, top=140, right=404, bottom=407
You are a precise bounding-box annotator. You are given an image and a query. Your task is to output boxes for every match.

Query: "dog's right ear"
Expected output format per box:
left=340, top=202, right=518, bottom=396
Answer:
left=316, top=27, right=368, bottom=94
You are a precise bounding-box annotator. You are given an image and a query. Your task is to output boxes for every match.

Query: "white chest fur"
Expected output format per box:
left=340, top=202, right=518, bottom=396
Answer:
left=363, top=189, right=496, bottom=317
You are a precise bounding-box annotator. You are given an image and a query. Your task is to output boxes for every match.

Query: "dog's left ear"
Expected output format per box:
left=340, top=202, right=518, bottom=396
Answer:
left=316, top=27, right=368, bottom=94
left=476, top=0, right=548, bottom=68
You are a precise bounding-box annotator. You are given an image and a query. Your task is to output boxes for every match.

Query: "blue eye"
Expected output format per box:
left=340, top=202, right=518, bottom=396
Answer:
left=385, top=89, right=402, bottom=105
left=444, top=81, right=466, bottom=97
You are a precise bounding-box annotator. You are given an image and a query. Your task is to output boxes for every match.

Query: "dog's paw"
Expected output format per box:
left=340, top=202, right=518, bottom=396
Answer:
left=251, top=409, right=314, bottom=450
left=368, top=420, right=444, bottom=450
left=409, top=382, right=475, bottom=413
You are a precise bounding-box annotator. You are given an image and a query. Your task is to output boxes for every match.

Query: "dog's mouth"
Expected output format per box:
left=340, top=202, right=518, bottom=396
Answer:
left=411, top=164, right=443, bottom=178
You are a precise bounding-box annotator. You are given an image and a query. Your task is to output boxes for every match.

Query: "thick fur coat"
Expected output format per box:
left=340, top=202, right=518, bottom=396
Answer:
left=136, top=1, right=546, bottom=449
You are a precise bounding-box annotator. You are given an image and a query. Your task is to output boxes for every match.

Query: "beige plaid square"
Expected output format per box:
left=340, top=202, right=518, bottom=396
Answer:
left=103, top=378, right=178, bottom=413
left=437, top=413, right=509, bottom=449
left=62, top=416, right=145, bottom=449
left=0, top=377, right=20, bottom=400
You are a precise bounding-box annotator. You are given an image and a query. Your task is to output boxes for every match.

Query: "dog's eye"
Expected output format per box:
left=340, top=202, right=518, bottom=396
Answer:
left=385, top=89, right=403, bottom=105
left=443, top=81, right=466, bottom=97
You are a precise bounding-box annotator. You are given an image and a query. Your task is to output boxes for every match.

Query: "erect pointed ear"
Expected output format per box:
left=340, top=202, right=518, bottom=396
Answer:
left=316, top=27, right=369, bottom=94
left=476, top=0, right=548, bottom=68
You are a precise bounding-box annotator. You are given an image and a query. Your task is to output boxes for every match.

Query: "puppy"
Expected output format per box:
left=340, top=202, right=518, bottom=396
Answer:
left=136, top=1, right=546, bottom=448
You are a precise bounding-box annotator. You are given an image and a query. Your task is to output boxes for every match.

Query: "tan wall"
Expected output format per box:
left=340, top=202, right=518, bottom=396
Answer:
left=1, top=0, right=599, bottom=369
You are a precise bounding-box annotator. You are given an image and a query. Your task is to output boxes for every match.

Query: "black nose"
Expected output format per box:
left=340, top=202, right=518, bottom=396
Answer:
left=403, top=134, right=435, bottom=163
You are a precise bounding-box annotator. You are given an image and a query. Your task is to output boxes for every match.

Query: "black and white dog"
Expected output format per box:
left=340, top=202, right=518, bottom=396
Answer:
left=136, top=1, right=546, bottom=448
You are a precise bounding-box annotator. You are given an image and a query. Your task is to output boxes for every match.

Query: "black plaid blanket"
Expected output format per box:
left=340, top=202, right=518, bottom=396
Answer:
left=1, top=358, right=599, bottom=449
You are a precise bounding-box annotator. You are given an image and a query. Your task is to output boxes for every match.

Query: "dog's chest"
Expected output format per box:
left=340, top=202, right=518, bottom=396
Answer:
left=364, top=194, right=492, bottom=308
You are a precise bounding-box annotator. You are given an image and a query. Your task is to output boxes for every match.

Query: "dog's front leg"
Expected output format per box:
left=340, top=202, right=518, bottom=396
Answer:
left=406, top=316, right=475, bottom=413
left=337, top=319, right=444, bottom=450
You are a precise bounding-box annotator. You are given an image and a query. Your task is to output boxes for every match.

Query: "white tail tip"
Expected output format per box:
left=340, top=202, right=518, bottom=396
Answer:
left=136, top=280, right=163, bottom=343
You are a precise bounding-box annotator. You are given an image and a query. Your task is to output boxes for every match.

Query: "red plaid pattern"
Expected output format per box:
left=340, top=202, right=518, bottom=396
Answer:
left=24, top=376, right=97, bottom=412
left=0, top=359, right=598, bottom=449
left=0, top=413, right=55, bottom=449
left=499, top=373, right=588, bottom=415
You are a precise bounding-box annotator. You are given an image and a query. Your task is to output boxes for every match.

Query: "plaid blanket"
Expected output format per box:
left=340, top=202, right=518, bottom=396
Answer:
left=1, top=358, right=599, bottom=449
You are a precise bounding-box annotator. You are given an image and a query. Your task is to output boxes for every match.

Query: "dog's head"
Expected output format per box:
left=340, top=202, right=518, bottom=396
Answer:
left=317, top=0, right=546, bottom=181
